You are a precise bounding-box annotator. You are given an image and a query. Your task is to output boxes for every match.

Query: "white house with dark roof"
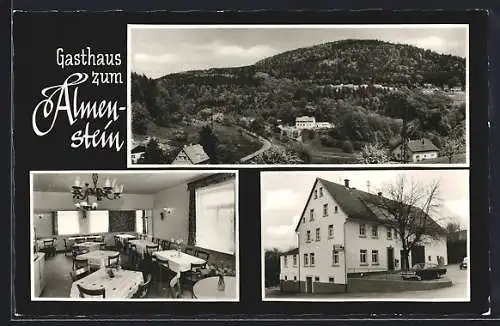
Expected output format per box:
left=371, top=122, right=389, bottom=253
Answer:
left=392, top=138, right=440, bottom=163
left=295, top=116, right=317, bottom=129
left=280, top=248, right=299, bottom=281
left=281, top=177, right=447, bottom=294
left=171, top=144, right=210, bottom=165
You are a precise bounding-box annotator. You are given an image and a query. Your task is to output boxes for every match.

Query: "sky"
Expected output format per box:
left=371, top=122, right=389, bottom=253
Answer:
left=261, top=170, right=469, bottom=251
left=129, top=25, right=468, bottom=78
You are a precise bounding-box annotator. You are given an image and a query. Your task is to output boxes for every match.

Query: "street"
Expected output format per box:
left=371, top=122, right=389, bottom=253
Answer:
left=265, top=264, right=469, bottom=301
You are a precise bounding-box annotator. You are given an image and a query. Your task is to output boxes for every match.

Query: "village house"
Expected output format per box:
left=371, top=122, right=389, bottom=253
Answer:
left=130, top=145, right=146, bottom=164
left=392, top=138, right=440, bottom=163
left=171, top=144, right=210, bottom=165
left=279, top=178, right=447, bottom=294
left=295, top=116, right=335, bottom=130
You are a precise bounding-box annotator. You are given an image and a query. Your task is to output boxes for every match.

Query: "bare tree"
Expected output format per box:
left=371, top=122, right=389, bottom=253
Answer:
left=441, top=136, right=465, bottom=163
left=355, top=143, right=390, bottom=164
left=368, top=174, right=443, bottom=270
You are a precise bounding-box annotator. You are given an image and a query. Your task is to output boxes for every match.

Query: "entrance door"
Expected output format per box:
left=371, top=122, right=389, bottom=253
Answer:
left=306, top=277, right=313, bottom=293
left=411, top=246, right=425, bottom=265
left=387, top=247, right=394, bottom=271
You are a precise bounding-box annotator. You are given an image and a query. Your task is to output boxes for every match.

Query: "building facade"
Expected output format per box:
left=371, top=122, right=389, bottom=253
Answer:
left=282, top=178, right=448, bottom=294
left=295, top=116, right=317, bottom=129
left=392, top=138, right=440, bottom=162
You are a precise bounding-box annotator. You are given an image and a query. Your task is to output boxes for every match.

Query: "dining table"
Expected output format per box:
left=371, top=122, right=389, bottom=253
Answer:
left=69, top=267, right=144, bottom=299
left=76, top=250, right=120, bottom=268
left=192, top=276, right=237, bottom=300
left=154, top=250, right=206, bottom=277
left=128, top=239, right=157, bottom=258
left=115, top=234, right=137, bottom=244
left=73, top=241, right=101, bottom=252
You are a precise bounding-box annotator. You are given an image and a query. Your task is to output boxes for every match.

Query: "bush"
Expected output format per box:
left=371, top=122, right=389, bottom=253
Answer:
left=341, top=140, right=354, bottom=153
left=352, top=141, right=363, bottom=151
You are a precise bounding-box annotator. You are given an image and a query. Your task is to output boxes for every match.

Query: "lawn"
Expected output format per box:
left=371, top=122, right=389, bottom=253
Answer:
left=301, top=138, right=358, bottom=164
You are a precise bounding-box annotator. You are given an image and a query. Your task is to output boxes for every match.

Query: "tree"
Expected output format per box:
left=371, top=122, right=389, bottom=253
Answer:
left=368, top=174, right=442, bottom=271
left=441, top=136, right=465, bottom=163
left=249, top=145, right=304, bottom=164
left=341, top=140, right=354, bottom=153
left=139, top=138, right=167, bottom=164
left=355, top=143, right=390, bottom=164
left=131, top=102, right=151, bottom=135
left=199, top=125, right=219, bottom=164
left=264, top=248, right=282, bottom=287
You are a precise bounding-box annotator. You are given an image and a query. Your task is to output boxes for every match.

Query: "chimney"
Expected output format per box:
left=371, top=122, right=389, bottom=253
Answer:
left=344, top=179, right=350, bottom=188
left=377, top=192, right=382, bottom=197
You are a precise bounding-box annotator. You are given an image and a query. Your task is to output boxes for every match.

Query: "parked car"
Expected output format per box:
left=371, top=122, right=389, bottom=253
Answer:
left=460, top=257, right=468, bottom=270
left=401, top=263, right=447, bottom=281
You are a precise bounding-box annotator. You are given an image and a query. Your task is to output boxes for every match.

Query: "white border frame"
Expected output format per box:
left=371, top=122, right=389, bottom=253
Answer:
left=30, top=169, right=240, bottom=302
left=260, top=170, right=471, bottom=302
left=127, top=24, right=469, bottom=169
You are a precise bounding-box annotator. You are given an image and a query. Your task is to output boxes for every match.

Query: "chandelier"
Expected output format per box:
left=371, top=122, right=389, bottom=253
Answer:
left=72, top=173, right=124, bottom=210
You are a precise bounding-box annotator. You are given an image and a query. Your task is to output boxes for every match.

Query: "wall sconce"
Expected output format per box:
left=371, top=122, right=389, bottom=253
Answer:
left=160, top=207, right=174, bottom=220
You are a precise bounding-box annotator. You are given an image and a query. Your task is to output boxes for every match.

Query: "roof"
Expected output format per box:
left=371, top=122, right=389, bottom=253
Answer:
left=407, top=138, right=440, bottom=152
left=177, top=144, right=210, bottom=164
left=295, top=178, right=445, bottom=234
left=281, top=248, right=299, bottom=256
left=296, top=116, right=315, bottom=122
left=131, top=145, right=146, bottom=154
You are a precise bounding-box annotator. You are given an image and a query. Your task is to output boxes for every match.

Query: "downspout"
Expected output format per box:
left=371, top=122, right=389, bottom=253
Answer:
left=297, top=231, right=301, bottom=293
left=343, top=220, right=348, bottom=293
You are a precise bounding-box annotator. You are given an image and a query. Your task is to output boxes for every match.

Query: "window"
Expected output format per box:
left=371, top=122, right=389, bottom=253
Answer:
left=372, top=225, right=378, bottom=238
left=135, top=210, right=148, bottom=234
left=310, top=253, right=315, bottom=266
left=315, top=228, right=320, bottom=241
left=294, top=276, right=297, bottom=281
left=309, top=209, right=315, bottom=221
left=195, top=179, right=235, bottom=255
left=314, top=276, right=320, bottom=282
left=302, top=216, right=305, bottom=224
left=323, top=204, right=328, bottom=217
left=332, top=250, right=339, bottom=265
left=329, top=277, right=334, bottom=283
left=306, top=230, right=311, bottom=242
left=360, top=249, right=367, bottom=264
left=428, top=256, right=432, bottom=262
left=284, top=256, right=288, bottom=267
left=359, top=224, right=366, bottom=237
left=56, top=211, right=80, bottom=235
left=334, top=206, right=338, bottom=214
left=328, top=225, right=334, bottom=238
left=293, top=255, right=297, bottom=266
left=319, top=187, right=324, bottom=197
left=372, top=250, right=379, bottom=264
left=314, top=190, right=318, bottom=199
left=284, top=275, right=287, bottom=280
left=304, top=253, right=308, bottom=266
left=87, top=211, right=109, bottom=233
left=387, top=227, right=392, bottom=239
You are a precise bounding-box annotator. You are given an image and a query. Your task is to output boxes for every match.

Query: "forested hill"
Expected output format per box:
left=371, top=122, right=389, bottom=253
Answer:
left=131, top=39, right=466, bottom=152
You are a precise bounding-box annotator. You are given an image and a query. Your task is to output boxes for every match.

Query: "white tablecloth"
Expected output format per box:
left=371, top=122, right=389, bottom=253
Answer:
left=73, top=242, right=100, bottom=252
left=115, top=234, right=136, bottom=244
left=193, top=276, right=237, bottom=300
left=154, top=250, right=206, bottom=274
left=70, top=268, right=144, bottom=299
left=76, top=250, right=120, bottom=268
left=128, top=239, right=157, bottom=257
left=68, top=236, right=87, bottom=242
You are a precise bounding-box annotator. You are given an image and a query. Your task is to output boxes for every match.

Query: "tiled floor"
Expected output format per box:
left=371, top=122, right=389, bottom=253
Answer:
left=40, top=251, right=191, bottom=299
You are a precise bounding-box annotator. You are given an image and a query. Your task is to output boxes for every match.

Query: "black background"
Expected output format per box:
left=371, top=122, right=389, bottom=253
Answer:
left=12, top=10, right=490, bottom=319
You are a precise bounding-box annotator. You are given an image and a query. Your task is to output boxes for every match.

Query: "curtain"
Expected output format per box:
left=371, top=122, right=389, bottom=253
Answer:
left=187, top=173, right=235, bottom=246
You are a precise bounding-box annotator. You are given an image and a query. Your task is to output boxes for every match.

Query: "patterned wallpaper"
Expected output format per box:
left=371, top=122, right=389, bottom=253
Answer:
left=109, top=210, right=136, bottom=232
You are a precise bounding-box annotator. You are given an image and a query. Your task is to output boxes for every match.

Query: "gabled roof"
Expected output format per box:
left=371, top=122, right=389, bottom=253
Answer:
left=175, top=144, right=210, bottom=164
left=294, top=178, right=445, bottom=234
left=131, top=145, right=146, bottom=154
left=281, top=248, right=299, bottom=256
left=407, top=138, right=440, bottom=152
left=296, top=116, right=315, bottom=122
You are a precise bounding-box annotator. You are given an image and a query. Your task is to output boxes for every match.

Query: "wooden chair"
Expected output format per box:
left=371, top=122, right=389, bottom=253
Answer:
left=161, top=240, right=171, bottom=250
left=182, top=262, right=207, bottom=297
left=77, top=284, right=106, bottom=298
left=129, top=244, right=138, bottom=268
left=43, top=239, right=56, bottom=257
left=195, top=250, right=210, bottom=262
left=145, top=244, right=159, bottom=257
left=75, top=238, right=85, bottom=244
left=133, top=273, right=152, bottom=298
left=154, top=238, right=161, bottom=245
left=93, top=236, right=103, bottom=243
left=114, top=236, right=121, bottom=251
left=184, top=247, right=195, bottom=256
left=169, top=274, right=182, bottom=298
left=156, top=255, right=171, bottom=292
left=99, top=242, right=106, bottom=250
left=107, top=253, right=120, bottom=268
left=63, top=239, right=73, bottom=257
left=70, top=266, right=90, bottom=282
left=73, top=257, right=89, bottom=271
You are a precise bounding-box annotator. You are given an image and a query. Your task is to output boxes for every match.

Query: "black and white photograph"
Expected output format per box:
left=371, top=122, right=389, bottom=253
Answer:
left=30, top=170, right=239, bottom=301
left=128, top=24, right=468, bottom=167
left=261, top=170, right=469, bottom=301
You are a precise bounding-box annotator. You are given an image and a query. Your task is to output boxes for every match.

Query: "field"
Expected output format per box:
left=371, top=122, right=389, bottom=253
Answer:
left=133, top=122, right=262, bottom=162
left=301, top=138, right=358, bottom=164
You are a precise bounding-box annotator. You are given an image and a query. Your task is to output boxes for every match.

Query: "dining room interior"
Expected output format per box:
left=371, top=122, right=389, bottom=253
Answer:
left=31, top=170, right=238, bottom=300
